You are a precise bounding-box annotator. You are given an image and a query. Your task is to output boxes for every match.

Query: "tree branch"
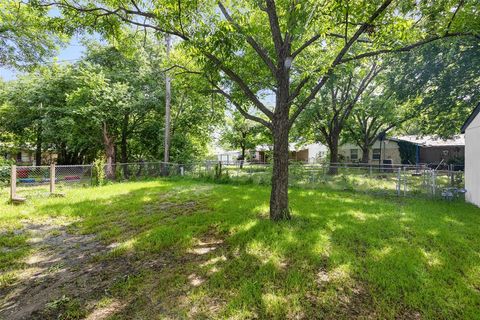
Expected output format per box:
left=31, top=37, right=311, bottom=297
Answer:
left=213, top=86, right=272, bottom=129
left=218, top=1, right=276, bottom=74
left=339, top=32, right=478, bottom=64
left=38, top=1, right=189, bottom=40
left=446, top=0, right=465, bottom=33
left=203, top=51, right=274, bottom=119
left=291, top=34, right=321, bottom=59
left=288, top=0, right=394, bottom=126
left=264, top=0, right=284, bottom=57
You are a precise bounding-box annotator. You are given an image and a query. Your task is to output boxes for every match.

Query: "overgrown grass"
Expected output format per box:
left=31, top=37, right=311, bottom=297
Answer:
left=1, top=179, right=480, bottom=319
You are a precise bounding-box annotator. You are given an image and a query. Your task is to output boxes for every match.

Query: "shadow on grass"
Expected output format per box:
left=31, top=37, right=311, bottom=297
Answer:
left=5, top=179, right=480, bottom=319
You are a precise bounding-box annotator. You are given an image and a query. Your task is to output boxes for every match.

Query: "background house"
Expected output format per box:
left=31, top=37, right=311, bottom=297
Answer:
left=339, top=139, right=400, bottom=164
left=0, top=143, right=57, bottom=165
left=339, top=135, right=465, bottom=166
left=216, top=143, right=328, bottom=164
left=461, top=104, right=480, bottom=207
left=289, top=143, right=328, bottom=164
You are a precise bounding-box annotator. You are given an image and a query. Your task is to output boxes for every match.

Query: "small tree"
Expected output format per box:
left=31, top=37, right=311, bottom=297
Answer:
left=220, top=111, right=268, bottom=168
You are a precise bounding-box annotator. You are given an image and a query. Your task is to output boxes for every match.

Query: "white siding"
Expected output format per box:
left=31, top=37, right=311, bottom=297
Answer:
left=306, top=143, right=328, bottom=163
left=339, top=140, right=401, bottom=164
left=465, top=114, right=480, bottom=207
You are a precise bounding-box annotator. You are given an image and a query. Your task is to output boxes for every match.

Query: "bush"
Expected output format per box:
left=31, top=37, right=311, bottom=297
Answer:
left=92, top=157, right=106, bottom=186
left=0, top=158, right=13, bottom=186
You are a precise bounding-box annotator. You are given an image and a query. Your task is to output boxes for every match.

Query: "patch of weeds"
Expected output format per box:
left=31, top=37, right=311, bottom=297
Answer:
left=0, top=232, right=30, bottom=270
left=44, top=295, right=86, bottom=320
left=48, top=262, right=66, bottom=273
left=0, top=270, right=17, bottom=288
left=98, top=225, right=123, bottom=241
left=49, top=229, right=62, bottom=237
left=111, top=272, right=146, bottom=297
left=96, top=296, right=115, bottom=308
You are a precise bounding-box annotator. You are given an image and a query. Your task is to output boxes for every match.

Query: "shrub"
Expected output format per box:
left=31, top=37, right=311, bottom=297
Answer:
left=92, top=157, right=106, bottom=186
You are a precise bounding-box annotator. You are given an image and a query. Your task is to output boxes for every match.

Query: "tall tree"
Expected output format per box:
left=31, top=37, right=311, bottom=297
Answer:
left=66, top=65, right=132, bottom=177
left=345, top=93, right=400, bottom=163
left=300, top=62, right=381, bottom=172
left=38, top=0, right=479, bottom=220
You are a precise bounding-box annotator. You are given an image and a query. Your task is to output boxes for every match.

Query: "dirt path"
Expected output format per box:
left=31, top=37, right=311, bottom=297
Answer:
left=0, top=221, right=157, bottom=320
left=0, top=216, right=226, bottom=320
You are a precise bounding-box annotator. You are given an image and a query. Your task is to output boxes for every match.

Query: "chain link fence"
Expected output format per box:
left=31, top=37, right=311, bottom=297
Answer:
left=0, top=160, right=466, bottom=201
left=184, top=161, right=466, bottom=199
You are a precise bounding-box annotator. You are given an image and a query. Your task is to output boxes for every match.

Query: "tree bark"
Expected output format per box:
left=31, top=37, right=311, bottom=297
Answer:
left=269, top=118, right=291, bottom=221
left=328, top=135, right=340, bottom=174
left=361, top=146, right=369, bottom=163
left=240, top=146, right=245, bottom=169
left=121, top=113, right=129, bottom=178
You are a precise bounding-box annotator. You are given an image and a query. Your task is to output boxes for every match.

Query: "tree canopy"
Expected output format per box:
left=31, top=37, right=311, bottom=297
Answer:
left=0, top=0, right=67, bottom=68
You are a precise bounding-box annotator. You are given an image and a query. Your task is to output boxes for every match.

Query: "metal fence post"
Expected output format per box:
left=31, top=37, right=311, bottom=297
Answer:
left=403, top=167, right=407, bottom=196
left=50, top=164, right=55, bottom=194
left=10, top=165, right=16, bottom=201
left=432, top=170, right=436, bottom=197
left=396, top=168, right=401, bottom=196
left=450, top=164, right=454, bottom=186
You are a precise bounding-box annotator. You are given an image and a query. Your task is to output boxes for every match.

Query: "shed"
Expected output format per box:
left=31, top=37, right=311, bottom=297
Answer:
left=461, top=103, right=480, bottom=207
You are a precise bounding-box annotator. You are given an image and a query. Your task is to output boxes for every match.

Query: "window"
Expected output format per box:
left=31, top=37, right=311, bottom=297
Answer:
left=372, top=148, right=381, bottom=160
left=350, top=149, right=358, bottom=161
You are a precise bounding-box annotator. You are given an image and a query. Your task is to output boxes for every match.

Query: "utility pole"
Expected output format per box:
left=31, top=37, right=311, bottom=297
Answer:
left=164, top=34, right=172, bottom=167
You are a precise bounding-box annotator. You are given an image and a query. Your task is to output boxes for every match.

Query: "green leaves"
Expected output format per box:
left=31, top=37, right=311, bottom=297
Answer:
left=0, top=0, right=67, bottom=69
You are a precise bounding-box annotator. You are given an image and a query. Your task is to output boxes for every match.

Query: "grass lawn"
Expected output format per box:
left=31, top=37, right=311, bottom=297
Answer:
left=1, top=179, right=480, bottom=319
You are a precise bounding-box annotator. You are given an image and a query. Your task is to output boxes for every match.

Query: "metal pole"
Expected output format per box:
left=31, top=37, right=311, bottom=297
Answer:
left=432, top=170, right=436, bottom=197
left=10, top=165, right=16, bottom=201
left=50, top=164, right=55, bottom=194
left=397, top=167, right=401, bottom=196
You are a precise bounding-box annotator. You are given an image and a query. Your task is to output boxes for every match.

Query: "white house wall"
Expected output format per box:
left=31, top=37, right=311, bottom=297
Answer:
left=339, top=140, right=401, bottom=164
left=465, top=114, right=480, bottom=207
left=306, top=143, right=328, bottom=163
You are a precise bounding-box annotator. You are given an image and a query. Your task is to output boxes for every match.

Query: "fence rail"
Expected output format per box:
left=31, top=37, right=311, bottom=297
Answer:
left=0, top=160, right=466, bottom=201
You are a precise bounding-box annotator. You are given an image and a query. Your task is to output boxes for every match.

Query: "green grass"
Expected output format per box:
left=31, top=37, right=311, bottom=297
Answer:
left=1, top=179, right=480, bottom=319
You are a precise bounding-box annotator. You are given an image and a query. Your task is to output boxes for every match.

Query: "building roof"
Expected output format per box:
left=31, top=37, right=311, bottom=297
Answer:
left=389, top=134, right=465, bottom=147
left=461, top=102, right=480, bottom=133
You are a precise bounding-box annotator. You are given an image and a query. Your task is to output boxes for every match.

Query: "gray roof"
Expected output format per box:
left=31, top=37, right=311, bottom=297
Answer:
left=389, top=134, right=465, bottom=147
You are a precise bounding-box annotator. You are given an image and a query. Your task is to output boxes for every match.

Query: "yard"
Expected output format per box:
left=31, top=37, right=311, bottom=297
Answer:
left=1, top=179, right=480, bottom=319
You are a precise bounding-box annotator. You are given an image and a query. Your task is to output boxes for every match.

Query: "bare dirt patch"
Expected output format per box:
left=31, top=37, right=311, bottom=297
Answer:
left=0, top=221, right=165, bottom=320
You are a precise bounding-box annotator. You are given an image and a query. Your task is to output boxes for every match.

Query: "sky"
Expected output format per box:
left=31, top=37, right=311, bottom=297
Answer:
left=0, top=35, right=87, bottom=81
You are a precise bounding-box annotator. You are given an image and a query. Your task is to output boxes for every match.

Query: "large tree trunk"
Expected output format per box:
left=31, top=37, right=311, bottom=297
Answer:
left=240, top=146, right=245, bottom=169
left=328, top=135, right=340, bottom=174
left=35, top=123, right=42, bottom=166
left=361, top=146, right=369, bottom=163
left=270, top=120, right=291, bottom=221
